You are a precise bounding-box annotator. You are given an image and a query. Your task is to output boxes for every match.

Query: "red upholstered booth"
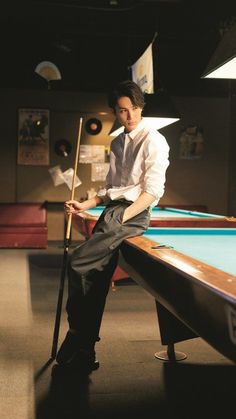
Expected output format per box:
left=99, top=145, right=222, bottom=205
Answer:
left=0, top=203, right=48, bottom=248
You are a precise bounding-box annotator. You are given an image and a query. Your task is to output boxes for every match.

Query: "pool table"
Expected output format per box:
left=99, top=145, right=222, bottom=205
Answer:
left=73, top=205, right=236, bottom=239
left=72, top=206, right=236, bottom=286
left=119, top=227, right=236, bottom=363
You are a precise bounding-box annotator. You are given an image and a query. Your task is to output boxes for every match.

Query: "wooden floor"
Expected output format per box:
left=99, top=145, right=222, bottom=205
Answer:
left=0, top=242, right=235, bottom=419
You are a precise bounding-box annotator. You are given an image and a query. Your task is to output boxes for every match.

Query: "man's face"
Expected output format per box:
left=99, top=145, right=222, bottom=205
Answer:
left=114, top=96, right=142, bottom=133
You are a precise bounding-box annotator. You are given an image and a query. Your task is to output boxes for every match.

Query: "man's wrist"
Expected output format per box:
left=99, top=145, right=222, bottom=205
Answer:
left=122, top=209, right=128, bottom=223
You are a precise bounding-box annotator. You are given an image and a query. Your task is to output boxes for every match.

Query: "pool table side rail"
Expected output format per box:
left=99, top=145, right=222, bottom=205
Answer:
left=120, top=236, right=236, bottom=363
left=150, top=217, right=236, bottom=228
left=123, top=235, right=236, bottom=300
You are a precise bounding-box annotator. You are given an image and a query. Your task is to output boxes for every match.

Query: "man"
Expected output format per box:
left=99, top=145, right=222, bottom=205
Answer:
left=56, top=80, right=170, bottom=373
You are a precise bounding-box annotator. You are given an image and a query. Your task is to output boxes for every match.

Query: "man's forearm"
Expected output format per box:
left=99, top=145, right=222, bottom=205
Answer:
left=81, top=195, right=103, bottom=211
left=122, top=192, right=155, bottom=223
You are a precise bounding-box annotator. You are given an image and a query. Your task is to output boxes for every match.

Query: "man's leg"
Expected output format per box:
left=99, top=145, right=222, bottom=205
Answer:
left=56, top=203, right=150, bottom=369
left=56, top=233, right=120, bottom=369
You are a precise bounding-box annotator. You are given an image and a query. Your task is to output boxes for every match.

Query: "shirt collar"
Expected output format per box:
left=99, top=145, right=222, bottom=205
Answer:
left=125, top=118, right=146, bottom=141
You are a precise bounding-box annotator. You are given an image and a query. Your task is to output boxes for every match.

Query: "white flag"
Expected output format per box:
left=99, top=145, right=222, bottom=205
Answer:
left=49, top=165, right=82, bottom=190
left=61, top=168, right=82, bottom=190
left=48, top=165, right=64, bottom=186
left=131, top=43, right=154, bottom=93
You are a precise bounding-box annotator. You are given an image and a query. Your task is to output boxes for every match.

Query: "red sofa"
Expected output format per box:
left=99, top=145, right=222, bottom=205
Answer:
left=0, top=203, right=48, bottom=248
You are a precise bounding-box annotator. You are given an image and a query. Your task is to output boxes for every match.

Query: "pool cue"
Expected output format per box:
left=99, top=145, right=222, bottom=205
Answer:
left=51, top=117, right=83, bottom=360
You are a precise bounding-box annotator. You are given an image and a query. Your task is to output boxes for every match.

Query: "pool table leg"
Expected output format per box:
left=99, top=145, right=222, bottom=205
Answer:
left=154, top=300, right=198, bottom=362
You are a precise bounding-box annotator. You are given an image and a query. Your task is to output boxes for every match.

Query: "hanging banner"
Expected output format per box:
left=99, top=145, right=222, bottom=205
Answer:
left=48, top=165, right=82, bottom=189
left=131, top=43, right=154, bottom=93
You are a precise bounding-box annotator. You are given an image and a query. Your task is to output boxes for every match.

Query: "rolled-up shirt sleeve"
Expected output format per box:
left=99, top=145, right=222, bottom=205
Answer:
left=97, top=161, right=113, bottom=204
left=97, top=186, right=111, bottom=205
left=143, top=133, right=170, bottom=201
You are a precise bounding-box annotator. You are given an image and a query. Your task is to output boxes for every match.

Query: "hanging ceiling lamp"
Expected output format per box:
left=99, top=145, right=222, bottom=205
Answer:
left=143, top=90, right=180, bottom=128
left=109, top=89, right=180, bottom=136
left=202, top=21, right=236, bottom=79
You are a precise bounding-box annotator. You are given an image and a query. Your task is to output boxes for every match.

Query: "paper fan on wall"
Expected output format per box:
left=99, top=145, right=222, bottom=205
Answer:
left=35, top=61, right=61, bottom=88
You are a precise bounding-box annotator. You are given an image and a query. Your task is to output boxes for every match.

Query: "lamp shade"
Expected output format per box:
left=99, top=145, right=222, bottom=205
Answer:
left=109, top=90, right=180, bottom=136
left=202, top=23, right=236, bottom=79
left=143, top=91, right=179, bottom=118
left=143, top=91, right=180, bottom=128
left=108, top=119, right=123, bottom=136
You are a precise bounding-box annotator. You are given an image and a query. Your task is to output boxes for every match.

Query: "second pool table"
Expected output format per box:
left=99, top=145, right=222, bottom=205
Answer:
left=73, top=205, right=236, bottom=239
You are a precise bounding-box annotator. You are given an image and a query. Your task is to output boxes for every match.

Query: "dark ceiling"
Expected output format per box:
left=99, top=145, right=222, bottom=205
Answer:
left=1, top=0, right=236, bottom=95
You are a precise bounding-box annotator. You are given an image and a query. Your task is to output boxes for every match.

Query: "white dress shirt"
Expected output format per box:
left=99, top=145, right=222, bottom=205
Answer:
left=97, top=119, right=170, bottom=207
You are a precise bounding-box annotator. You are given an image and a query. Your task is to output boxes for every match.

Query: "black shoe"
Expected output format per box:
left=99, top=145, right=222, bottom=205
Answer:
left=72, top=350, right=100, bottom=373
left=56, top=331, right=80, bottom=364
left=56, top=331, right=99, bottom=372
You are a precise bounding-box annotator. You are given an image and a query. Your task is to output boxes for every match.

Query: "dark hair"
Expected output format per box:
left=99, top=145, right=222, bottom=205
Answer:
left=108, top=80, right=145, bottom=110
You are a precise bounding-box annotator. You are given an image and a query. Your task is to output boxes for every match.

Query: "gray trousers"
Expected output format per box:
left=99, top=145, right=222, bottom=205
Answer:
left=66, top=200, right=150, bottom=349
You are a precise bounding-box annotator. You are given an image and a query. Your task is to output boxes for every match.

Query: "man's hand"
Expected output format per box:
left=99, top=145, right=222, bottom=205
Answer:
left=64, top=200, right=85, bottom=215
left=122, top=192, right=155, bottom=223
left=64, top=195, right=103, bottom=215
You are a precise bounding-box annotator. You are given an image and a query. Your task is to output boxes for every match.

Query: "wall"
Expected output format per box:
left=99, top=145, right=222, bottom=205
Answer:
left=161, top=96, right=231, bottom=215
left=228, top=92, right=236, bottom=216
left=0, top=89, right=113, bottom=202
left=0, top=88, right=114, bottom=240
left=0, top=88, right=233, bottom=240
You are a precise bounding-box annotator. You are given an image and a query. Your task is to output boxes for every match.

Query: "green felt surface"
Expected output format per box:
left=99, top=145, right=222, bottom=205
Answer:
left=144, top=227, right=236, bottom=276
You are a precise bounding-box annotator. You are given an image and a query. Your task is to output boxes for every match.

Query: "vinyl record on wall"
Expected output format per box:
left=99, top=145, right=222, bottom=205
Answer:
left=54, top=139, right=72, bottom=157
left=85, top=118, right=102, bottom=135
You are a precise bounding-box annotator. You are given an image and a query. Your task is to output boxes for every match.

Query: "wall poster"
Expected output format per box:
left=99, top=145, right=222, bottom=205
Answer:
left=17, top=108, right=50, bottom=165
left=91, top=163, right=110, bottom=181
left=179, top=125, right=204, bottom=160
left=79, top=145, right=105, bottom=164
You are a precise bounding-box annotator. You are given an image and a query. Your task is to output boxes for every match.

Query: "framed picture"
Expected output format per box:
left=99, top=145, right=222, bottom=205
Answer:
left=17, top=108, right=50, bottom=165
